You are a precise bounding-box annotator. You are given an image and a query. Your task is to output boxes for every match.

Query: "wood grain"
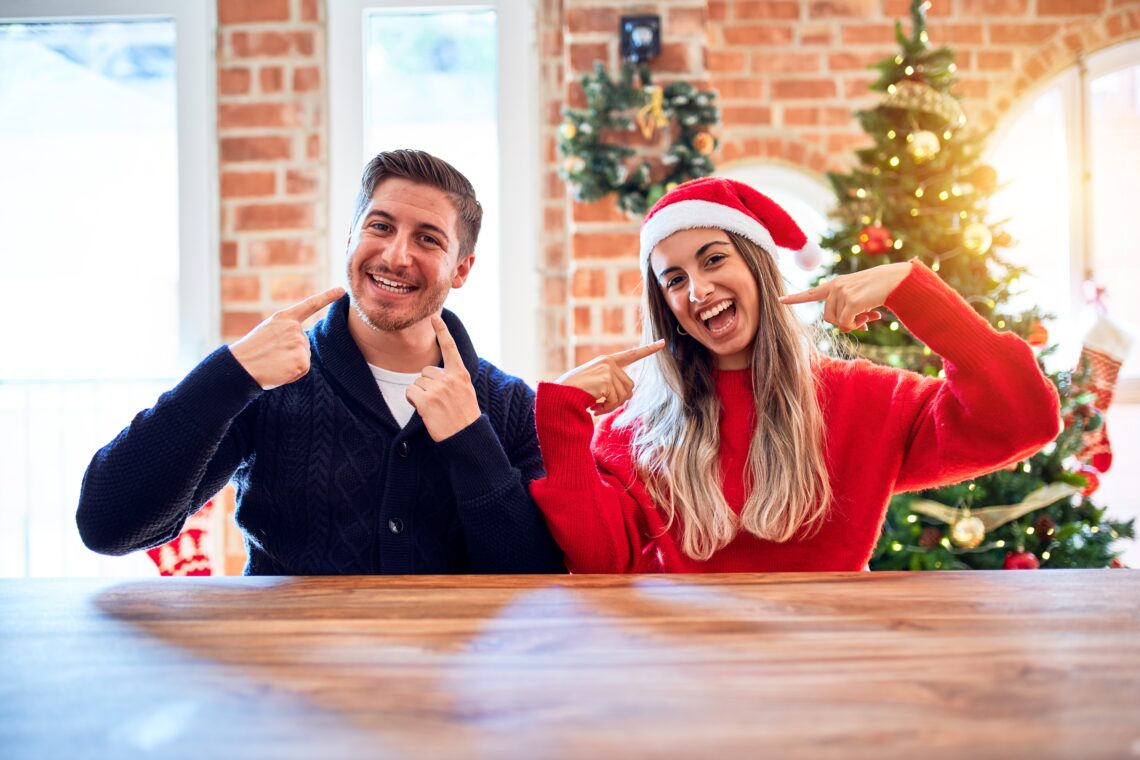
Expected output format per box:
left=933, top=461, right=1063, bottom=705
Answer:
left=2, top=571, right=1138, bottom=759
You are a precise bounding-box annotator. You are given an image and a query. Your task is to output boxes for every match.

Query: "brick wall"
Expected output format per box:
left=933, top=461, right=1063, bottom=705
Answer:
left=537, top=0, right=1140, bottom=379
left=217, top=0, right=327, bottom=342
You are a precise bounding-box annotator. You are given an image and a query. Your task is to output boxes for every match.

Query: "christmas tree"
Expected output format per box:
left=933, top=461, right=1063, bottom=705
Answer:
left=817, top=0, right=1134, bottom=570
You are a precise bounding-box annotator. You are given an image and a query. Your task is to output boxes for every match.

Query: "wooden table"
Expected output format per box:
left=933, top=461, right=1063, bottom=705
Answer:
left=2, top=571, right=1138, bottom=759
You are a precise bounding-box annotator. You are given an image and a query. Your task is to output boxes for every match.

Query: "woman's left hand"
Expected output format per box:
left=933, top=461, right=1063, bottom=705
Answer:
left=779, top=261, right=913, bottom=332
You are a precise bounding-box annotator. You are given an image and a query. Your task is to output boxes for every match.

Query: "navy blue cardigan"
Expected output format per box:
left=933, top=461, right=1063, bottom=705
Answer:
left=77, top=297, right=563, bottom=574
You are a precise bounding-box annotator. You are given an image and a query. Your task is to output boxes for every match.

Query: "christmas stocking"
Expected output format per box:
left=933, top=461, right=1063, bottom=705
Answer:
left=1078, top=313, right=1134, bottom=473
left=146, top=498, right=215, bottom=576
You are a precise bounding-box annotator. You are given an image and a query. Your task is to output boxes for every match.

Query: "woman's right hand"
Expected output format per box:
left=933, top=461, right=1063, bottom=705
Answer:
left=556, top=340, right=665, bottom=414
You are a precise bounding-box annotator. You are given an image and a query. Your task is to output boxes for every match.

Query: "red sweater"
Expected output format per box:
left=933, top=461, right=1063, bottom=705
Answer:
left=530, top=262, right=1061, bottom=573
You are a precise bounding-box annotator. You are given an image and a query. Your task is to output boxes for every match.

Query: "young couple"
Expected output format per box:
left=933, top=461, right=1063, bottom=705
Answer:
left=78, top=150, right=1059, bottom=575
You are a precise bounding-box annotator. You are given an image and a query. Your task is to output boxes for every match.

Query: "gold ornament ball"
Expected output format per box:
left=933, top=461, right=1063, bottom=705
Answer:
left=950, top=516, right=986, bottom=548
left=562, top=156, right=585, bottom=174
left=962, top=223, right=993, bottom=254
left=692, top=131, right=716, bottom=155
left=560, top=121, right=578, bottom=140
left=908, top=130, right=941, bottom=162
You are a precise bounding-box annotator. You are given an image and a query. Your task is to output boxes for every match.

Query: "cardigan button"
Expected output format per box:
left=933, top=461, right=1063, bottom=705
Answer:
left=388, top=518, right=405, bottom=535
left=397, top=441, right=409, bottom=458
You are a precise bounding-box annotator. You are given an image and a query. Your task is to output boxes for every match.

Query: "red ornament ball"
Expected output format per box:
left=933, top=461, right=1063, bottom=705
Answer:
left=858, top=225, right=894, bottom=255
left=1110, top=558, right=1127, bottom=569
left=1077, top=465, right=1100, bottom=496
left=1026, top=321, right=1049, bottom=348
left=1003, top=550, right=1040, bottom=570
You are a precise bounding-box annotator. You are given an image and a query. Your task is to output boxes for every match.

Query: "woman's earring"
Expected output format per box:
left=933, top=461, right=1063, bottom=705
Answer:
left=676, top=323, right=688, bottom=336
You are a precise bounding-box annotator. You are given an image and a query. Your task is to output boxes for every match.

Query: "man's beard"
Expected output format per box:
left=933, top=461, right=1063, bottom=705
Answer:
left=347, top=263, right=450, bottom=332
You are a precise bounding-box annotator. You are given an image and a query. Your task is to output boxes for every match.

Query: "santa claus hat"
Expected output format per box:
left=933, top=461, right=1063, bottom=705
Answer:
left=640, top=177, right=824, bottom=270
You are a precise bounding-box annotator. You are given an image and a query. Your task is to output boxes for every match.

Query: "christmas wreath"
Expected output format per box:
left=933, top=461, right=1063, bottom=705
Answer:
left=558, top=62, right=720, bottom=216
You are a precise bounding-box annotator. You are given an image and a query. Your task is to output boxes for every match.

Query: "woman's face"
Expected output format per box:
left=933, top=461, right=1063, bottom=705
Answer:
left=649, top=228, right=761, bottom=371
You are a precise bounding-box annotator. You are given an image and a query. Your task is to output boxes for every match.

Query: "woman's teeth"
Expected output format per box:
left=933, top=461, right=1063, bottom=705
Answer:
left=699, top=300, right=733, bottom=322
left=369, top=273, right=414, bottom=293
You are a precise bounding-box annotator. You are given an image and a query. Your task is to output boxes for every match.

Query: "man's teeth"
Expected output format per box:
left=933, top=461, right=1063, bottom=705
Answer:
left=369, top=274, right=414, bottom=293
left=699, top=300, right=733, bottom=322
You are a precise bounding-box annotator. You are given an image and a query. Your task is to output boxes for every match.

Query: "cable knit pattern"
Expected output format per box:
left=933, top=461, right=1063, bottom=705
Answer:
left=530, top=261, right=1062, bottom=573
left=77, top=297, right=563, bottom=575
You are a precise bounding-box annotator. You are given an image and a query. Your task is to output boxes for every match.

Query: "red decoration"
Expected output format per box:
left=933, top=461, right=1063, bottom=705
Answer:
left=858, top=225, right=893, bottom=255
left=1026, top=321, right=1049, bottom=348
left=1110, top=558, right=1128, bottom=568
left=146, top=498, right=215, bottom=576
left=1076, top=465, right=1100, bottom=496
left=1003, top=550, right=1040, bottom=570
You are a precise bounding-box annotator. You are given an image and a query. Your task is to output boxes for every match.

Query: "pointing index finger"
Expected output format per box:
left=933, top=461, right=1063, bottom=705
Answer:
left=778, top=282, right=828, bottom=306
left=281, top=287, right=345, bottom=321
left=611, top=339, right=666, bottom=368
left=431, top=315, right=463, bottom=369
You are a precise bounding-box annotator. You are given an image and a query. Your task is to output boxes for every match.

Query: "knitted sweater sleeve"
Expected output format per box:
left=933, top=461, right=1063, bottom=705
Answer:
left=434, top=373, right=564, bottom=573
left=529, top=382, right=654, bottom=573
left=878, top=260, right=1062, bottom=491
left=76, top=346, right=263, bottom=555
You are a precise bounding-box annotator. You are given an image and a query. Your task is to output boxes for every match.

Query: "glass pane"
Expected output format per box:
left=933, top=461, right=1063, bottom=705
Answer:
left=1090, top=64, right=1140, bottom=379
left=990, top=86, right=1076, bottom=369
left=0, top=20, right=180, bottom=381
left=364, top=9, right=500, bottom=361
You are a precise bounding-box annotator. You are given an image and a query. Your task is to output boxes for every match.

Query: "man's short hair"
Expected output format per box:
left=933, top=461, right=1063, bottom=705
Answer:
left=353, top=149, right=483, bottom=259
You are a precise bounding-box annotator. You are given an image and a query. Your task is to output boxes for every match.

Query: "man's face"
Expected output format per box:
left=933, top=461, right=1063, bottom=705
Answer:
left=345, top=177, right=474, bottom=332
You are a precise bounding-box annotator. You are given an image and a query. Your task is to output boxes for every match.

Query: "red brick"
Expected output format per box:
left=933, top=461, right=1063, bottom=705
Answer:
left=218, top=102, right=303, bottom=129
left=218, top=0, right=290, bottom=25
left=285, top=168, right=319, bottom=196
left=735, top=1, right=801, bottom=19
left=544, top=277, right=567, bottom=307
left=259, top=66, right=284, bottom=93
left=784, top=107, right=820, bottom=126
left=931, top=23, right=984, bottom=44
left=248, top=239, right=319, bottom=267
left=799, top=24, right=833, bottom=44
left=827, top=133, right=871, bottom=152
left=300, top=0, right=319, bottom=22
left=808, top=0, right=878, bottom=17
left=706, top=50, right=748, bottom=72
left=843, top=75, right=877, bottom=97
left=723, top=105, right=773, bottom=125
left=602, top=306, right=625, bottom=335
left=572, top=231, right=640, bottom=260
left=234, top=203, right=316, bottom=231
left=1039, top=0, right=1104, bottom=13
left=618, top=268, right=643, bottom=297
left=269, top=275, right=321, bottom=303
left=221, top=241, right=239, bottom=269
left=220, top=136, right=291, bottom=162
left=221, top=170, right=276, bottom=197
left=989, top=24, right=1062, bottom=44
left=771, top=78, right=838, bottom=99
left=222, top=274, right=261, bottom=303
left=574, top=305, right=593, bottom=333
left=545, top=242, right=566, bottom=269
left=574, top=343, right=627, bottom=364
left=222, top=311, right=263, bottom=339
left=545, top=348, right=568, bottom=378
left=572, top=199, right=630, bottom=223
left=883, top=0, right=952, bottom=13
left=652, top=42, right=693, bottom=73
left=840, top=24, right=896, bottom=44
left=953, top=79, right=989, bottom=98
left=566, top=8, right=618, bottom=33
left=724, top=25, right=795, bottom=45
left=306, top=133, right=322, bottom=161
left=218, top=67, right=251, bottom=95
left=828, top=51, right=890, bottom=70
left=293, top=65, right=320, bottom=92
left=569, top=42, right=609, bottom=73
left=571, top=267, right=606, bottom=298
left=231, top=31, right=315, bottom=58
left=753, top=51, right=823, bottom=73
left=957, top=0, right=1028, bottom=14
left=668, top=7, right=706, bottom=35
left=978, top=51, right=1015, bottom=70
left=544, top=205, right=565, bottom=233
left=708, top=1, right=728, bottom=21
left=711, top=78, right=765, bottom=99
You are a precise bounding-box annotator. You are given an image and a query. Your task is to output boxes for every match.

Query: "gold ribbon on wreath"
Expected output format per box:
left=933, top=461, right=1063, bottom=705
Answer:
left=636, top=85, right=669, bottom=139
left=909, top=482, right=1080, bottom=548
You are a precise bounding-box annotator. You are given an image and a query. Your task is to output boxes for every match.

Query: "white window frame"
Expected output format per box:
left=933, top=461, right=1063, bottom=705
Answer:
left=988, top=38, right=1140, bottom=401
left=327, top=0, right=540, bottom=383
left=0, top=0, right=218, bottom=368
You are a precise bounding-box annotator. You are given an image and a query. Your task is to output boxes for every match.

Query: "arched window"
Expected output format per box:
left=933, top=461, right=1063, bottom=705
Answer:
left=989, top=39, right=1140, bottom=398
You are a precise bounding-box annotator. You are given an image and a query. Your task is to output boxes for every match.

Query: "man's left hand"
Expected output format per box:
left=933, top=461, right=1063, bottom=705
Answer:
left=406, top=315, right=482, bottom=442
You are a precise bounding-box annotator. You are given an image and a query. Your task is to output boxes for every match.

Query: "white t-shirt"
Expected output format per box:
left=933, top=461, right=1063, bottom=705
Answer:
left=367, top=364, right=420, bottom=428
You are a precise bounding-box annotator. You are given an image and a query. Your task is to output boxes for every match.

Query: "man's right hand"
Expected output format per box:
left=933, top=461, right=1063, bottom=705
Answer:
left=229, top=287, right=345, bottom=390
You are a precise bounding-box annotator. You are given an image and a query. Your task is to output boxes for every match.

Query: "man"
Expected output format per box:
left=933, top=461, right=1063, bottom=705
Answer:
left=77, top=149, right=563, bottom=574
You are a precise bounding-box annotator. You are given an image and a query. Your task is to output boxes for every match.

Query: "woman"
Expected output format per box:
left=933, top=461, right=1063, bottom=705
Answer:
left=530, top=177, right=1061, bottom=572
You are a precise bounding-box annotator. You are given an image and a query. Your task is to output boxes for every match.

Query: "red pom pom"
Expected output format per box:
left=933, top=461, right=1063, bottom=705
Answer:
left=1003, top=550, right=1040, bottom=570
left=1026, top=321, right=1049, bottom=348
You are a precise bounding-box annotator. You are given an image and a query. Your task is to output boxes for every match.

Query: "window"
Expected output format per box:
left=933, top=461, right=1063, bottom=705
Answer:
left=328, top=0, right=540, bottom=382
left=990, top=40, right=1140, bottom=398
left=0, top=0, right=214, bottom=576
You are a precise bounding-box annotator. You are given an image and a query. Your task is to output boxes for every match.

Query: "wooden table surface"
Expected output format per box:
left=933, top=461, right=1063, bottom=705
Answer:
left=2, top=571, right=1138, bottom=759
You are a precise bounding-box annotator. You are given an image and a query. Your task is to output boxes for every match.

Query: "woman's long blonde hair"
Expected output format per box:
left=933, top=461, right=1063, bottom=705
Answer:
left=614, top=231, right=832, bottom=561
